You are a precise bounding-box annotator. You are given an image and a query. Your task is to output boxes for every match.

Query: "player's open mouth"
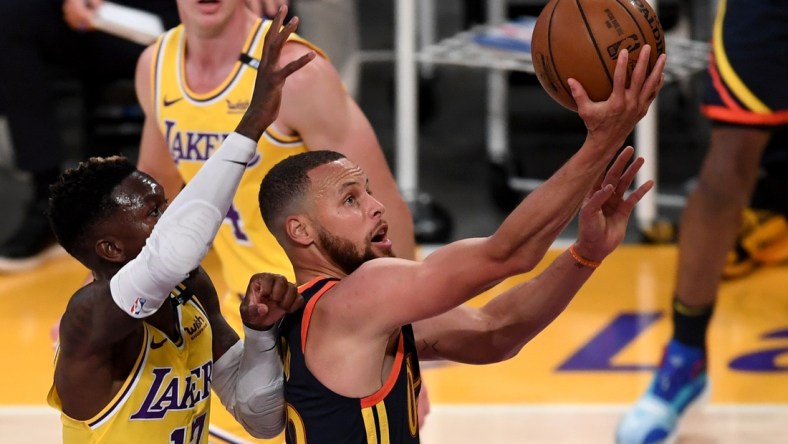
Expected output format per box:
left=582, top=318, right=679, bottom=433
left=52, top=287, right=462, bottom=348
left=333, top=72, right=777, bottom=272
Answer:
left=371, top=225, right=390, bottom=245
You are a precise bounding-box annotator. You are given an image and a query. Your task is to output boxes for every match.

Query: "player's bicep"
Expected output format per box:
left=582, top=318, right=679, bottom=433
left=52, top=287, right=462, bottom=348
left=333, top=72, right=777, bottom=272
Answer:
left=279, top=45, right=353, bottom=149
left=337, top=248, right=485, bottom=335
left=135, top=45, right=184, bottom=201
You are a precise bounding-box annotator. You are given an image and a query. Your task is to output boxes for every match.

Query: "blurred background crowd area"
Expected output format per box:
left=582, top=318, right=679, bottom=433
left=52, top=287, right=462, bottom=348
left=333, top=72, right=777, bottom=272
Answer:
left=0, top=0, right=726, bottom=247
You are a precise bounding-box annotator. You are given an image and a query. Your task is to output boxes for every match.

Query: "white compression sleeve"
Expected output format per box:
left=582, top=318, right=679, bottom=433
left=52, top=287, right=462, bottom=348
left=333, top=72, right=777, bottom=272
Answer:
left=110, top=132, right=257, bottom=318
left=212, top=326, right=285, bottom=438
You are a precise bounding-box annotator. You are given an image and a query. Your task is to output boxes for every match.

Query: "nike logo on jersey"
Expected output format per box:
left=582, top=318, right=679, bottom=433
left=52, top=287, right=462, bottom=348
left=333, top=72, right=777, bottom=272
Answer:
left=150, top=337, right=168, bottom=349
left=163, top=96, right=183, bottom=107
left=224, top=159, right=249, bottom=167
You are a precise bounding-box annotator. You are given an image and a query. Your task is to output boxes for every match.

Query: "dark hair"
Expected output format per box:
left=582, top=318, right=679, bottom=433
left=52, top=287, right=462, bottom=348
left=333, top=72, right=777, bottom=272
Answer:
left=48, top=156, right=137, bottom=257
left=259, top=150, right=346, bottom=232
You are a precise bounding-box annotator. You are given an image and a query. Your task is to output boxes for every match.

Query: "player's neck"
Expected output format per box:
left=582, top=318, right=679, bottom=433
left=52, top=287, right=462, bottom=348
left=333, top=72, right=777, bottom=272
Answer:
left=184, top=12, right=257, bottom=74
left=294, top=264, right=346, bottom=287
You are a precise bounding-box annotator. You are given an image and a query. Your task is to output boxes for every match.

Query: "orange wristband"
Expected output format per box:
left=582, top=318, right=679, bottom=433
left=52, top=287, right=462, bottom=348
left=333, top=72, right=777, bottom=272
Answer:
left=569, top=245, right=601, bottom=269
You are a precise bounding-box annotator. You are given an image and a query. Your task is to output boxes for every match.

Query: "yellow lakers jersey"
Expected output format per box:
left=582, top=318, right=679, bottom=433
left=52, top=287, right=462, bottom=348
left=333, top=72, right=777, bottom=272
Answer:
left=48, top=293, right=214, bottom=443
left=150, top=19, right=324, bottom=297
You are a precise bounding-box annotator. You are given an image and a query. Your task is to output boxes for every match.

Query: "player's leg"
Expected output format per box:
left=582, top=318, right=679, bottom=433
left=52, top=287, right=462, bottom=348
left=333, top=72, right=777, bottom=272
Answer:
left=724, top=129, right=788, bottom=279
left=617, top=0, right=788, bottom=440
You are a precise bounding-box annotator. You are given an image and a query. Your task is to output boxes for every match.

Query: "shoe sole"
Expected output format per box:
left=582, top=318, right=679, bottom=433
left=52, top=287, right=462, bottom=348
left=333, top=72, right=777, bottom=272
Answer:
left=0, top=244, right=68, bottom=273
left=662, top=382, right=711, bottom=444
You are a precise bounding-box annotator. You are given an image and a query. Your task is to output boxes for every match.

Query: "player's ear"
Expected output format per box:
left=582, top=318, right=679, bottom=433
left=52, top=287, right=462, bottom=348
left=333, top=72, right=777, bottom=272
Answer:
left=95, top=237, right=126, bottom=263
left=286, top=215, right=313, bottom=246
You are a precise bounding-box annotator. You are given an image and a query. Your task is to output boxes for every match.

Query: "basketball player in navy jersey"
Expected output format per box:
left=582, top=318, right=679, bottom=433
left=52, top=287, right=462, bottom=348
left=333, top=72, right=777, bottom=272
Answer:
left=251, top=47, right=666, bottom=443
left=134, top=0, right=430, bottom=436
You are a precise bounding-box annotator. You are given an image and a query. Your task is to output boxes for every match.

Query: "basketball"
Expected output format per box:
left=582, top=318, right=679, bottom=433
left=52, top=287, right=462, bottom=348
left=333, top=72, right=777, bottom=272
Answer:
left=530, top=0, right=665, bottom=111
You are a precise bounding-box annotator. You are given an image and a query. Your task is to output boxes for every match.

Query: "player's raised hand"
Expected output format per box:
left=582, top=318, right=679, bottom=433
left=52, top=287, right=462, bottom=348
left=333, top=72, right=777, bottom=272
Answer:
left=236, top=5, right=316, bottom=140
left=240, top=273, right=304, bottom=330
left=573, top=146, right=654, bottom=262
left=570, top=46, right=666, bottom=155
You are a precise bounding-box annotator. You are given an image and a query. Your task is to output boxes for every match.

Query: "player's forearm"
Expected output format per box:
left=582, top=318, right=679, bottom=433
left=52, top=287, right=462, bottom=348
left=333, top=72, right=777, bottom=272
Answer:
left=110, top=133, right=257, bottom=318
left=475, top=250, right=596, bottom=363
left=487, top=144, right=613, bottom=271
left=212, top=327, right=285, bottom=438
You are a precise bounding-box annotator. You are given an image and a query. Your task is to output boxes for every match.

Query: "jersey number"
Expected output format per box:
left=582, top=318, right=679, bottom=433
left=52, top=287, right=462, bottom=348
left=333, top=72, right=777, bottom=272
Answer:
left=170, top=412, right=207, bottom=444
left=285, top=403, right=307, bottom=443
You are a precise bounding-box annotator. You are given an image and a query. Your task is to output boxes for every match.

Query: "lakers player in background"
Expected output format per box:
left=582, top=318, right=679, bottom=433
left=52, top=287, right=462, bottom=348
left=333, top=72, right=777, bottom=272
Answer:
left=47, top=11, right=312, bottom=442
left=134, top=0, right=426, bottom=440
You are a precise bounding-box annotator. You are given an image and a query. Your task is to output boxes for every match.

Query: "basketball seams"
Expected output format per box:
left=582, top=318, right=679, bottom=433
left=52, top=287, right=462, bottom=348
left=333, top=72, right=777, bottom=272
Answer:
left=576, top=0, right=615, bottom=91
left=531, top=0, right=664, bottom=111
left=546, top=0, right=574, bottom=104
left=612, top=0, right=653, bottom=76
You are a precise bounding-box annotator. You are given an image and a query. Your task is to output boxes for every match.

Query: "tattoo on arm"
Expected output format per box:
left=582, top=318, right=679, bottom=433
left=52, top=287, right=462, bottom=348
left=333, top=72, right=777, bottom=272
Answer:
left=420, top=339, right=439, bottom=354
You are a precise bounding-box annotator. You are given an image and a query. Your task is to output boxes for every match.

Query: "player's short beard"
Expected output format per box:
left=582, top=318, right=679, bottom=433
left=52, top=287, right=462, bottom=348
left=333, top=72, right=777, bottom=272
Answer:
left=317, top=227, right=387, bottom=275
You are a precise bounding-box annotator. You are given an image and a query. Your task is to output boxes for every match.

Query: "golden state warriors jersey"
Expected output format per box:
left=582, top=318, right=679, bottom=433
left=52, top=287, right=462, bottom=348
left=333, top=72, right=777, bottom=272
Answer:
left=150, top=19, right=324, bottom=297
left=48, top=286, right=214, bottom=443
left=280, top=278, right=422, bottom=444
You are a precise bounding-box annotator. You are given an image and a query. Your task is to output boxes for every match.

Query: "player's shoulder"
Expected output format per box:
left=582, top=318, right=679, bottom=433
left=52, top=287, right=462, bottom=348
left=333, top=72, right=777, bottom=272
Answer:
left=278, top=42, right=341, bottom=101
left=281, top=39, right=330, bottom=70
left=65, top=280, right=111, bottom=314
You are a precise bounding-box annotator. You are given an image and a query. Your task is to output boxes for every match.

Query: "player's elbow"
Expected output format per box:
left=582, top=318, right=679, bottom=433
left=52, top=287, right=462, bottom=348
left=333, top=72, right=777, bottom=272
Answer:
left=234, top=380, right=287, bottom=438
left=240, top=416, right=286, bottom=439
left=479, top=320, right=537, bottom=364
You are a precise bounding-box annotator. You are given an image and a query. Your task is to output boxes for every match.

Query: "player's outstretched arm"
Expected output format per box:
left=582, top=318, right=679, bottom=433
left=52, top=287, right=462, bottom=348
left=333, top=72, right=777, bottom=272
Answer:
left=412, top=148, right=653, bottom=363
left=110, top=5, right=313, bottom=321
left=337, top=49, right=665, bottom=338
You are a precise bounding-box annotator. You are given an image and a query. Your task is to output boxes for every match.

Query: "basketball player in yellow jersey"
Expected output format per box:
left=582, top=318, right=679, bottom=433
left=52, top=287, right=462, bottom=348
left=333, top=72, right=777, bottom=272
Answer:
left=135, top=0, right=416, bottom=297
left=146, top=17, right=324, bottom=298
left=46, top=11, right=313, bottom=443
left=135, top=1, right=421, bottom=439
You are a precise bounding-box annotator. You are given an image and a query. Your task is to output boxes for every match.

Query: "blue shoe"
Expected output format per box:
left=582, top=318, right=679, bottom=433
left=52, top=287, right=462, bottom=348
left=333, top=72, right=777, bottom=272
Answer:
left=616, top=340, right=709, bottom=444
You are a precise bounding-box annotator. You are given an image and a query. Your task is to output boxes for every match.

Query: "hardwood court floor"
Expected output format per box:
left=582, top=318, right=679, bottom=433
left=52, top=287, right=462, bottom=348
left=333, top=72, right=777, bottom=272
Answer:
left=1, top=244, right=787, bottom=443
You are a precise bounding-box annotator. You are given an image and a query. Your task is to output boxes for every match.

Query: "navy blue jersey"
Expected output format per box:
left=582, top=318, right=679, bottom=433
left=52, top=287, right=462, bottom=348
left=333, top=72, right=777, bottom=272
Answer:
left=280, top=277, right=422, bottom=444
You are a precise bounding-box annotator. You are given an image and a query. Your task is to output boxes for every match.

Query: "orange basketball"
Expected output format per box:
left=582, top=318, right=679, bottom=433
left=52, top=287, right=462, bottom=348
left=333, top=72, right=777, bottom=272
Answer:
left=530, top=0, right=665, bottom=111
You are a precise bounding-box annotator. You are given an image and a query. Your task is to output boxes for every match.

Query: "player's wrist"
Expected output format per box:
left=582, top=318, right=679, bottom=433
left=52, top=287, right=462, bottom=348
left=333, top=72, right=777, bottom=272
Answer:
left=568, top=243, right=603, bottom=269
left=243, top=324, right=278, bottom=352
left=235, top=109, right=273, bottom=141
left=243, top=320, right=276, bottom=332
